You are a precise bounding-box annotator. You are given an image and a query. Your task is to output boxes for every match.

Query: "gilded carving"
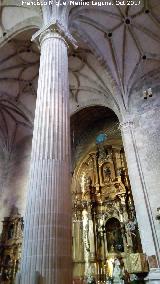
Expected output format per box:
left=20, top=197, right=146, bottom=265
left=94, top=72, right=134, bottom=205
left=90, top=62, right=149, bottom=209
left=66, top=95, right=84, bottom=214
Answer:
left=72, top=144, right=147, bottom=282
left=0, top=207, right=23, bottom=284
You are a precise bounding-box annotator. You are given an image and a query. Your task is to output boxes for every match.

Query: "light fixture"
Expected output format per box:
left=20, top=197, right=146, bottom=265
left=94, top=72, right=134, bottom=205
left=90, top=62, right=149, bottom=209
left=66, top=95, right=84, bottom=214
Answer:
left=148, top=87, right=153, bottom=97
left=143, top=90, right=147, bottom=99
left=140, top=55, right=153, bottom=100
left=143, top=88, right=153, bottom=100
left=156, top=207, right=160, bottom=222
left=96, top=133, right=107, bottom=145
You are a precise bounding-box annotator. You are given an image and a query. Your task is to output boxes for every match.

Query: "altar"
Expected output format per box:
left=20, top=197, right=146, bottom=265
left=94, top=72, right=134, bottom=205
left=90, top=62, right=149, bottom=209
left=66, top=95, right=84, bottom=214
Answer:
left=72, top=144, right=148, bottom=284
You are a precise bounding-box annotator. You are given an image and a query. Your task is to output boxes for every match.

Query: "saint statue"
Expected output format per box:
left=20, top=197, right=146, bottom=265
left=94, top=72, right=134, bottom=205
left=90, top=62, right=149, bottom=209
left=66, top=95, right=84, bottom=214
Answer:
left=86, top=275, right=96, bottom=284
left=112, top=258, right=124, bottom=284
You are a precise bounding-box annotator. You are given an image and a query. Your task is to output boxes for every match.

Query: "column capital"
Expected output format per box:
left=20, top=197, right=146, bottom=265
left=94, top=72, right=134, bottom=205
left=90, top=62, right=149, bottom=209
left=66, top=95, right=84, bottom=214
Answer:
left=119, top=120, right=134, bottom=130
left=31, top=19, right=78, bottom=49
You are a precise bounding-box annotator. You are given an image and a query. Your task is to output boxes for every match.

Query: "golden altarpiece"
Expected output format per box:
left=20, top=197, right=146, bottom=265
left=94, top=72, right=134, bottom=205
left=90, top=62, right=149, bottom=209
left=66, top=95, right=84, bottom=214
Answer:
left=0, top=140, right=149, bottom=284
left=72, top=138, right=148, bottom=283
left=0, top=207, right=23, bottom=284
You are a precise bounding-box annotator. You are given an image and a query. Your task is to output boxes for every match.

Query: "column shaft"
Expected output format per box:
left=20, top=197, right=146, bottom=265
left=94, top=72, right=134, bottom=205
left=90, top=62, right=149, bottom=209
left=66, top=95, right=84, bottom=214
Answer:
left=121, top=121, right=160, bottom=266
left=19, top=32, right=72, bottom=284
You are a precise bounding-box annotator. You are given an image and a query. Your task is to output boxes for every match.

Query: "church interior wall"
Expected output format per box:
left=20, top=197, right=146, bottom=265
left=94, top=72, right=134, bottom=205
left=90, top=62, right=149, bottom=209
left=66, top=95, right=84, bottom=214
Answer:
left=0, top=1, right=160, bottom=282
left=128, top=70, right=160, bottom=248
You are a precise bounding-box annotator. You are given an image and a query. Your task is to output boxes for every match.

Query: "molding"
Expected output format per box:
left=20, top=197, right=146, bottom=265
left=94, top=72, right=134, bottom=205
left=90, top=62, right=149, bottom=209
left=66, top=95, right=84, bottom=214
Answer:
left=32, top=19, right=78, bottom=49
left=119, top=120, right=134, bottom=130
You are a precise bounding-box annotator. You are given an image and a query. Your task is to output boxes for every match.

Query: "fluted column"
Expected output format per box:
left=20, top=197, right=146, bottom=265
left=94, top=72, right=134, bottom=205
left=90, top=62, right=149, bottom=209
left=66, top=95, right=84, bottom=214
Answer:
left=120, top=119, right=160, bottom=283
left=17, top=22, right=77, bottom=284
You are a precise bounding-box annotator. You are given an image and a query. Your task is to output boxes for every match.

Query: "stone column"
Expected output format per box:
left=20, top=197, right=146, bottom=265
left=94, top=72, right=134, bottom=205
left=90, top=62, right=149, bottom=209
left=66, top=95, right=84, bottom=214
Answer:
left=120, top=119, right=160, bottom=283
left=17, top=22, right=77, bottom=284
left=133, top=108, right=160, bottom=247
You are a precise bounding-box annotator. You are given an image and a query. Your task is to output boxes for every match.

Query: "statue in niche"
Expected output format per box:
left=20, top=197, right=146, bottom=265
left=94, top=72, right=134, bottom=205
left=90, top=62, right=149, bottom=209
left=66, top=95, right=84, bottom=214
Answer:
left=8, top=224, right=14, bottom=239
left=90, top=186, right=96, bottom=202
left=83, top=175, right=92, bottom=199
left=106, top=218, right=124, bottom=253
left=117, top=168, right=123, bottom=177
left=104, top=166, right=111, bottom=177
left=4, top=255, right=11, bottom=266
left=104, top=166, right=111, bottom=182
left=86, top=176, right=92, bottom=187
left=97, top=222, right=105, bottom=258
left=98, top=146, right=109, bottom=165
left=82, top=175, right=92, bottom=191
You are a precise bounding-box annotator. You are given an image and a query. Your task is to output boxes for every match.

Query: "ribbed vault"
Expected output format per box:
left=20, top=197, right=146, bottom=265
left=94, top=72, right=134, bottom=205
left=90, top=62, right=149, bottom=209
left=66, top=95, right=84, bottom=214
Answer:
left=69, top=0, right=160, bottom=108
left=0, top=0, right=160, bottom=224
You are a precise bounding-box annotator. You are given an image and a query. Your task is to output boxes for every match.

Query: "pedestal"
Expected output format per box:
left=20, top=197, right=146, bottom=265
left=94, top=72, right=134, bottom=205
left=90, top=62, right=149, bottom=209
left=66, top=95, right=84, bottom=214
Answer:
left=145, top=269, right=160, bottom=284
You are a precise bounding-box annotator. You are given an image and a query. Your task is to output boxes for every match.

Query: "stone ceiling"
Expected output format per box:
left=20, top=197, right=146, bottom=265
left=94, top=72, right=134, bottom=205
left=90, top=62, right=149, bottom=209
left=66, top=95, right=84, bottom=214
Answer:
left=69, top=0, right=160, bottom=109
left=0, top=0, right=160, bottom=150
left=0, top=0, right=160, bottom=223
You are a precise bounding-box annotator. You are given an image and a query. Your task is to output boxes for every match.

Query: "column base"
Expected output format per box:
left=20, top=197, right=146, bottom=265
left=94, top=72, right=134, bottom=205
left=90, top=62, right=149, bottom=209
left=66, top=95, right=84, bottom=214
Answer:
left=16, top=271, right=40, bottom=284
left=145, top=269, right=160, bottom=284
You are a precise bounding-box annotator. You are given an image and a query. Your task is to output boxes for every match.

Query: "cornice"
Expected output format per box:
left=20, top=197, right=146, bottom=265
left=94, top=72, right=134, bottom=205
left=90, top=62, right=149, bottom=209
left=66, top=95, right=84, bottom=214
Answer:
left=32, top=19, right=78, bottom=49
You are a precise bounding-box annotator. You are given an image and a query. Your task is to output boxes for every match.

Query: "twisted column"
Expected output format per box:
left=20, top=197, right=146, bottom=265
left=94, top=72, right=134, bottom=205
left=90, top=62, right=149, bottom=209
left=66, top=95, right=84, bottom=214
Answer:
left=17, top=22, right=77, bottom=284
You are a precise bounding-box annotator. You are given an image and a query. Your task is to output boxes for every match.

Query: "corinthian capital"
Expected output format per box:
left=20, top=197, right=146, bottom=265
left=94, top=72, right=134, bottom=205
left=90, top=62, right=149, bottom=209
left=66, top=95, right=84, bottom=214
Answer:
left=31, top=19, right=78, bottom=49
left=119, top=120, right=134, bottom=131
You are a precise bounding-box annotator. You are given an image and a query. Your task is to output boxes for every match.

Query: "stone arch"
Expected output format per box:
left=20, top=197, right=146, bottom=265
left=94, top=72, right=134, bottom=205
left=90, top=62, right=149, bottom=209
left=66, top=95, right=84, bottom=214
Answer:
left=70, top=105, right=121, bottom=171
left=70, top=100, right=122, bottom=122
left=0, top=3, right=42, bottom=46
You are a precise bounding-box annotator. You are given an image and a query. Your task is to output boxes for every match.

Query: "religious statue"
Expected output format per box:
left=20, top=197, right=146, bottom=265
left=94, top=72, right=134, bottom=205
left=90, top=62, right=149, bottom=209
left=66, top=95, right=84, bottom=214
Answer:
left=104, top=166, right=112, bottom=182
left=8, top=224, right=14, bottom=239
left=130, top=274, right=138, bottom=282
left=106, top=218, right=124, bottom=253
left=86, top=275, right=96, bottom=284
left=86, top=265, right=96, bottom=284
left=112, top=258, right=124, bottom=284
